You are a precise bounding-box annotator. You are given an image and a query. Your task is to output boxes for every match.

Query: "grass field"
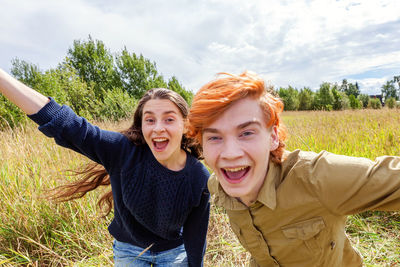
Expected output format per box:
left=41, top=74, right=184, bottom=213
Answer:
left=1, top=108, right=399, bottom=266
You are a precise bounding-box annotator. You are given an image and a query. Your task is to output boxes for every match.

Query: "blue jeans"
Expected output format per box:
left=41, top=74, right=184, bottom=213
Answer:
left=113, top=240, right=188, bottom=267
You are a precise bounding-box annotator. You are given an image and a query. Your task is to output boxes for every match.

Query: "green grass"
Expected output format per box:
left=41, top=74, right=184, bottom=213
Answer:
left=1, top=109, right=399, bottom=266
left=283, top=108, right=400, bottom=266
left=0, top=123, right=115, bottom=266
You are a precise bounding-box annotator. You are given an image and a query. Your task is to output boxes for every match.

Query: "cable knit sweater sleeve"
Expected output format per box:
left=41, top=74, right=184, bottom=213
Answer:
left=28, top=98, right=130, bottom=171
left=183, top=163, right=210, bottom=267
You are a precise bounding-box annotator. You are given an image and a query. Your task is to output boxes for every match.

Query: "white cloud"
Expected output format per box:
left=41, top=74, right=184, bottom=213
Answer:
left=0, top=0, right=399, bottom=94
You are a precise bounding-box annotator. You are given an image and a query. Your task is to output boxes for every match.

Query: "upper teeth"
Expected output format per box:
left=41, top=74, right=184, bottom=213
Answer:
left=224, top=167, right=247, bottom=172
left=153, top=138, right=167, bottom=142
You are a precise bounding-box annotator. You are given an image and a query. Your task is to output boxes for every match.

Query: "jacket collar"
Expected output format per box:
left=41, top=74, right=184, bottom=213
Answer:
left=208, top=161, right=281, bottom=210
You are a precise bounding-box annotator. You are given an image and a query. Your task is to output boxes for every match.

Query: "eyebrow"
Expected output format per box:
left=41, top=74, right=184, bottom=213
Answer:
left=143, top=110, right=177, bottom=115
left=238, top=120, right=262, bottom=129
left=203, top=120, right=261, bottom=133
left=202, top=127, right=219, bottom=134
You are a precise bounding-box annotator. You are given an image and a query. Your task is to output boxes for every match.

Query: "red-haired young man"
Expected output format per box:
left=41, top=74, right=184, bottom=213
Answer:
left=188, top=71, right=400, bottom=267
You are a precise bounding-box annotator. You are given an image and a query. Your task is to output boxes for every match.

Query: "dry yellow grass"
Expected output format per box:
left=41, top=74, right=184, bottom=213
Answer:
left=1, top=108, right=399, bottom=266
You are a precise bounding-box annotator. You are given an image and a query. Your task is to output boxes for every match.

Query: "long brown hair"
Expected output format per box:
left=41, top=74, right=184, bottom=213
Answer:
left=188, top=71, right=287, bottom=164
left=48, top=88, right=201, bottom=216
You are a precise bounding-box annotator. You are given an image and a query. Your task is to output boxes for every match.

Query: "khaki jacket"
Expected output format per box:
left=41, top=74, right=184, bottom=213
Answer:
left=208, top=150, right=400, bottom=267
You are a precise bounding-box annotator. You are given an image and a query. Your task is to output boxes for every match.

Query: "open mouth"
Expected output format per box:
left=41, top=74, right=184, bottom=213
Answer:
left=152, top=137, right=169, bottom=152
left=221, top=166, right=250, bottom=183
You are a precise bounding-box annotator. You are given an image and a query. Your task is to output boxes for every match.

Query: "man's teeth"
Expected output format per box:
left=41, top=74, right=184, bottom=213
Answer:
left=224, top=166, right=247, bottom=172
left=153, top=138, right=168, bottom=142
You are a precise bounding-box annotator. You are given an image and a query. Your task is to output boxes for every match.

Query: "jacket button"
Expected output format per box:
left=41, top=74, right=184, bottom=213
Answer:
left=330, top=241, right=336, bottom=250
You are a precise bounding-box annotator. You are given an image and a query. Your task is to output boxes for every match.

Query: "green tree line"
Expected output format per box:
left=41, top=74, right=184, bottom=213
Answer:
left=0, top=36, right=193, bottom=129
left=278, top=77, right=400, bottom=111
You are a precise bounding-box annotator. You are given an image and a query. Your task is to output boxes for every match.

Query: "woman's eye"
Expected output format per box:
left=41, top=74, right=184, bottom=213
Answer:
left=145, top=118, right=155, bottom=123
left=166, top=118, right=175, bottom=123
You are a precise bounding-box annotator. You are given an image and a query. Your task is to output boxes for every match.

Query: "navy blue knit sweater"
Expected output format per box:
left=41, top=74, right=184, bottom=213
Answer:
left=28, top=99, right=210, bottom=267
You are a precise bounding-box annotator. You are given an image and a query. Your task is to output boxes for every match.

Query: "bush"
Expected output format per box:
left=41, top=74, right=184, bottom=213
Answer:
left=385, top=97, right=396, bottom=109
left=368, top=98, right=382, bottom=109
left=332, top=89, right=349, bottom=110
left=96, top=87, right=136, bottom=121
left=0, top=59, right=42, bottom=129
left=357, top=94, right=370, bottom=108
left=349, top=95, right=362, bottom=109
left=0, top=95, right=27, bottom=129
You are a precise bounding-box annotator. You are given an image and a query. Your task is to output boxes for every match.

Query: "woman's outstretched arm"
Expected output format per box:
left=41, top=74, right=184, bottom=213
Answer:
left=0, top=68, right=49, bottom=115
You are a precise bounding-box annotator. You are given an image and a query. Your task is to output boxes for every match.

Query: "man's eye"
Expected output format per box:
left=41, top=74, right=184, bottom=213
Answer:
left=240, top=131, right=254, bottom=137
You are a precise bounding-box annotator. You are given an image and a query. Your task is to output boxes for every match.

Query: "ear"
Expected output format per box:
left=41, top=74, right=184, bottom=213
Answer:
left=270, top=126, right=279, bottom=151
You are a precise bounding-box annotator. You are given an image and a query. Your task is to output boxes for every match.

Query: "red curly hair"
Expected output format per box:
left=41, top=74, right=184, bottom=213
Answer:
left=188, top=71, right=287, bottom=164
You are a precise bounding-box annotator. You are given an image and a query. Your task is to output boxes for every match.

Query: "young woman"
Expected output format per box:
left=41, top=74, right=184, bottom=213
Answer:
left=0, top=69, right=210, bottom=267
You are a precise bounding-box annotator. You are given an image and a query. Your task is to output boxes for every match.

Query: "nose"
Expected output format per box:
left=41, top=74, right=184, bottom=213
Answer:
left=153, top=121, right=165, bottom=134
left=220, top=137, right=244, bottom=160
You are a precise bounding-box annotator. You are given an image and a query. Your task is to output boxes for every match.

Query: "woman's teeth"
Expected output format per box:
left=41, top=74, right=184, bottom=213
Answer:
left=153, top=138, right=168, bottom=142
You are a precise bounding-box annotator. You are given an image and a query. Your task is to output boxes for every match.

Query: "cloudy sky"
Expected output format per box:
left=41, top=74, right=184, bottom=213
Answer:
left=1, top=0, right=399, bottom=94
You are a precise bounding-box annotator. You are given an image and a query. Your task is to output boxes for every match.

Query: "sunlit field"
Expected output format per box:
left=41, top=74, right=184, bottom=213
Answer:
left=283, top=109, right=400, bottom=266
left=1, top=108, right=399, bottom=266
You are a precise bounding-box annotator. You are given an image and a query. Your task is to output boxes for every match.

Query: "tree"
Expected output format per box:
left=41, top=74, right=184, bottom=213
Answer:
left=167, top=76, right=193, bottom=104
left=10, top=58, right=42, bottom=88
left=298, top=87, right=314, bottom=110
left=340, top=79, right=348, bottom=93
left=66, top=36, right=120, bottom=98
left=348, top=94, right=361, bottom=109
left=317, top=82, right=333, bottom=110
left=115, top=48, right=167, bottom=99
left=2, top=37, right=194, bottom=128
left=357, top=94, right=370, bottom=108
left=394, top=75, right=400, bottom=99
left=278, top=86, right=299, bottom=111
left=339, top=79, right=360, bottom=97
left=347, top=82, right=360, bottom=98
left=67, top=37, right=193, bottom=101
left=381, top=80, right=397, bottom=100
left=332, top=86, right=349, bottom=110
